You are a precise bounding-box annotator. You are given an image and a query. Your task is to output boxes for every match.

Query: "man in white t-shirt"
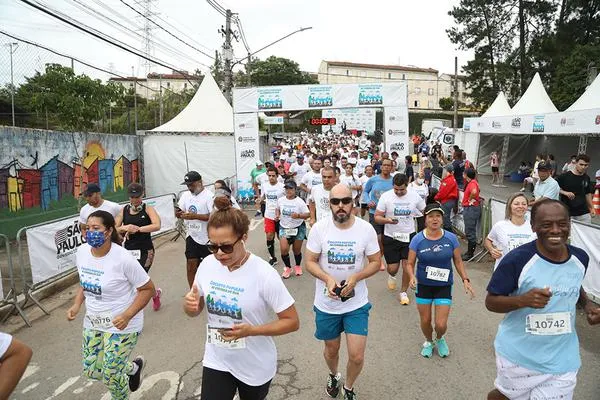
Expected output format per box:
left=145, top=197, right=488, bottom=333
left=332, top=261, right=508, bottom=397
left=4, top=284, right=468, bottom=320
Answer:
left=259, top=167, right=286, bottom=266
left=177, top=171, right=214, bottom=288
left=300, top=158, right=323, bottom=198
left=290, top=154, right=310, bottom=201
left=78, top=183, right=122, bottom=234
left=305, top=184, right=381, bottom=400
left=339, top=163, right=361, bottom=215
left=359, top=165, right=374, bottom=218
left=356, top=150, right=371, bottom=177
left=310, top=166, right=336, bottom=225
left=0, top=332, right=32, bottom=397
left=375, top=173, right=426, bottom=305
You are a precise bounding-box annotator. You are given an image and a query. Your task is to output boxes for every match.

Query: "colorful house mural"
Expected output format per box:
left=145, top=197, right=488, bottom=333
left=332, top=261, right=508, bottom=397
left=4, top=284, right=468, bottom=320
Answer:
left=98, top=159, right=115, bottom=193
left=7, top=176, right=23, bottom=212
left=0, top=169, right=8, bottom=209
left=131, top=160, right=139, bottom=185
left=18, top=169, right=42, bottom=208
left=40, top=156, right=74, bottom=210
left=73, top=163, right=83, bottom=198
left=87, top=158, right=99, bottom=187
left=114, top=156, right=132, bottom=191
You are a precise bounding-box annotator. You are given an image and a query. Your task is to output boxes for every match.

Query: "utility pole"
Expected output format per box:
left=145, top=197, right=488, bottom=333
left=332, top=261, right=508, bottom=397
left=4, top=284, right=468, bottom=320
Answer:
left=8, top=42, right=18, bottom=126
left=222, top=9, right=233, bottom=103
left=71, top=57, right=74, bottom=71
left=159, top=73, right=164, bottom=125
left=109, top=104, right=112, bottom=134
left=246, top=51, right=252, bottom=86
left=453, top=56, right=458, bottom=129
left=132, top=66, right=138, bottom=134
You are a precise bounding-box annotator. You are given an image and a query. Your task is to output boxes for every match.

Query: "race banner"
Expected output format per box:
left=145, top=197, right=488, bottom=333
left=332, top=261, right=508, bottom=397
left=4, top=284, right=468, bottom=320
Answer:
left=322, top=108, right=376, bottom=133
left=384, top=106, right=409, bottom=159
left=234, top=113, right=260, bottom=203
left=145, top=194, right=177, bottom=237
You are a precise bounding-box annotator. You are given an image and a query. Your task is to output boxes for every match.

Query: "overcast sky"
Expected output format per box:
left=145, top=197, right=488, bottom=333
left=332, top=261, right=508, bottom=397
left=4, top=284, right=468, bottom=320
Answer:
left=0, top=0, right=473, bottom=85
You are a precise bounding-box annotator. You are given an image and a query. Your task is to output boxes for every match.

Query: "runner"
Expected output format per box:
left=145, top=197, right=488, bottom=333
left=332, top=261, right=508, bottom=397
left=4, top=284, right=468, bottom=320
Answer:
left=305, top=184, right=381, bottom=400
left=183, top=197, right=299, bottom=400
left=0, top=332, right=32, bottom=398
left=68, top=210, right=155, bottom=399
left=276, top=180, right=310, bottom=279
left=177, top=171, right=214, bottom=288
left=250, top=161, right=267, bottom=217
left=356, top=150, right=370, bottom=177
left=258, top=167, right=285, bottom=266
left=375, top=173, right=426, bottom=305
left=486, top=199, right=596, bottom=400
left=406, top=203, right=475, bottom=358
left=309, top=166, right=336, bottom=225
left=339, top=162, right=361, bottom=215
left=359, top=165, right=374, bottom=218
left=78, top=183, right=122, bottom=234
left=290, top=154, right=310, bottom=200
left=115, top=183, right=163, bottom=311
left=214, top=180, right=241, bottom=209
left=409, top=170, right=429, bottom=231
left=485, top=193, right=537, bottom=271
left=300, top=158, right=323, bottom=200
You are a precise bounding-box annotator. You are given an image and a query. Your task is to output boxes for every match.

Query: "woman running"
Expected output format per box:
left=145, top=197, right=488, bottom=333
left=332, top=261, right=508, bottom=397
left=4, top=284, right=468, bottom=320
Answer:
left=67, top=210, right=155, bottom=399
left=183, top=197, right=299, bottom=400
left=409, top=170, right=430, bottom=231
left=116, top=183, right=162, bottom=311
left=214, top=180, right=241, bottom=209
left=406, top=203, right=475, bottom=358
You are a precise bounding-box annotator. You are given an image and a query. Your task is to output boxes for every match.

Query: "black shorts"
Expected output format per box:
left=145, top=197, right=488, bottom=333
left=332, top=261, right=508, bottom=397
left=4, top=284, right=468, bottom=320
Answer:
left=368, top=213, right=384, bottom=235
left=415, top=284, right=452, bottom=306
left=492, top=166, right=499, bottom=173
left=200, top=367, right=271, bottom=400
left=382, top=233, right=415, bottom=264
left=185, top=236, right=211, bottom=260
left=361, top=203, right=368, bottom=210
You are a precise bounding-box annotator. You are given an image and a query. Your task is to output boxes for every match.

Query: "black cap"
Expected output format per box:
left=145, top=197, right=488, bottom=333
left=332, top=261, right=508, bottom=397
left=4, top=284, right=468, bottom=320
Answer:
left=424, top=202, right=445, bottom=216
left=284, top=180, right=297, bottom=189
left=181, top=171, right=202, bottom=185
left=127, top=182, right=143, bottom=197
left=537, top=161, right=552, bottom=171
left=84, top=183, right=101, bottom=197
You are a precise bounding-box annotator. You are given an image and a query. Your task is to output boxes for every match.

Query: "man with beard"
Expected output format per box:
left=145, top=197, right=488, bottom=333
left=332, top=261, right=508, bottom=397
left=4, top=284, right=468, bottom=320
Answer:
left=305, top=184, right=381, bottom=400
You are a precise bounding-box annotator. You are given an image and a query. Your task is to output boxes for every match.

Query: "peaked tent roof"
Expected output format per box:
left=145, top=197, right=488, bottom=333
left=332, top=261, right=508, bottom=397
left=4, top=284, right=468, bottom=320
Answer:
left=152, top=73, right=233, bottom=133
left=566, top=73, right=600, bottom=111
left=481, top=92, right=512, bottom=117
left=511, top=72, right=558, bottom=115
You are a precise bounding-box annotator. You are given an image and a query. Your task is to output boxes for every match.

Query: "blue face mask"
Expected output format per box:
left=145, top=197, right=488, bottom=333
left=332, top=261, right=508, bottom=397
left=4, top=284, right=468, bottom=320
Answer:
left=86, top=230, right=106, bottom=248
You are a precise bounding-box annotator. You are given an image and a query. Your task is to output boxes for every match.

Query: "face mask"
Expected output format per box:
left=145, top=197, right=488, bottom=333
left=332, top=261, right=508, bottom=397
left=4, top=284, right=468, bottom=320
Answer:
left=417, top=178, right=424, bottom=185
left=86, top=230, right=106, bottom=248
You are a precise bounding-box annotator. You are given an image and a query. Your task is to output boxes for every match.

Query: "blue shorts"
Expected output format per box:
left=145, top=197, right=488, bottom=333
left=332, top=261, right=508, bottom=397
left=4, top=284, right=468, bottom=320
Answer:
left=278, top=222, right=307, bottom=241
left=415, top=284, right=452, bottom=306
left=313, top=303, right=372, bottom=341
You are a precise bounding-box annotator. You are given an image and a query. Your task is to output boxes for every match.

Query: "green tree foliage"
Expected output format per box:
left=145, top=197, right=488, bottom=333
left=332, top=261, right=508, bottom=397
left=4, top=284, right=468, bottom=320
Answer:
left=246, top=56, right=318, bottom=86
left=551, top=44, right=600, bottom=110
left=439, top=97, right=454, bottom=110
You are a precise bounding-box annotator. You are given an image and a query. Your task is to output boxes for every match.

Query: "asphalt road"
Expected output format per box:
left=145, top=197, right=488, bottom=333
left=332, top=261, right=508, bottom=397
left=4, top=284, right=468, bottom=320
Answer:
left=4, top=212, right=600, bottom=400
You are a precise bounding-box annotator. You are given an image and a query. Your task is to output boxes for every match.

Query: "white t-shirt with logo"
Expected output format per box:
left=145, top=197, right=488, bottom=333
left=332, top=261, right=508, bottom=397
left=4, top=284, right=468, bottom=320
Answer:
left=195, top=254, right=295, bottom=386
left=0, top=332, right=12, bottom=358
left=76, top=243, right=150, bottom=334
left=301, top=170, right=323, bottom=192
left=356, top=158, right=371, bottom=176
left=256, top=172, right=269, bottom=188
left=178, top=189, right=214, bottom=245
left=261, top=182, right=285, bottom=220
left=290, top=162, right=310, bottom=184
left=310, top=184, right=332, bottom=221
left=340, top=173, right=360, bottom=200
left=306, top=217, right=379, bottom=314
left=487, top=220, right=537, bottom=270
left=79, top=200, right=122, bottom=224
left=277, top=196, right=309, bottom=229
left=376, top=190, right=425, bottom=239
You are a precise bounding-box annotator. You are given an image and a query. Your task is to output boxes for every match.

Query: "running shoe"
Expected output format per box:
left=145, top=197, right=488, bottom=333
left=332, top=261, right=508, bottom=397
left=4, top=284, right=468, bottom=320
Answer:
left=326, top=372, right=341, bottom=398
left=379, top=261, right=386, bottom=271
left=269, top=257, right=278, bottom=267
left=128, top=356, right=145, bottom=392
left=399, top=292, right=410, bottom=305
left=519, top=187, right=525, bottom=192
left=152, top=288, right=162, bottom=311
left=294, top=265, right=303, bottom=276
left=343, top=387, right=357, bottom=400
left=387, top=275, right=397, bottom=291
left=281, top=268, right=292, bottom=279
left=421, top=341, right=434, bottom=358
left=436, top=337, right=450, bottom=358
left=254, top=210, right=262, bottom=218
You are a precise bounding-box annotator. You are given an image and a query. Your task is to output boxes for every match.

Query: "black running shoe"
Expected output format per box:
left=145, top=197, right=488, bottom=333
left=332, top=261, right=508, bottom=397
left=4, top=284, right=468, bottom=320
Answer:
left=343, top=387, right=357, bottom=400
left=128, top=356, right=145, bottom=392
left=269, top=257, right=278, bottom=266
left=326, top=372, right=341, bottom=398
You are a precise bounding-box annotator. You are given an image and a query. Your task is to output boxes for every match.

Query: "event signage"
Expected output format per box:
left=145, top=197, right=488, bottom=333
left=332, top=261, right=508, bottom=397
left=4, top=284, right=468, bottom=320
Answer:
left=308, top=86, right=333, bottom=108
left=257, top=88, right=283, bottom=110
left=384, top=106, right=409, bottom=158
left=233, top=113, right=260, bottom=203
left=463, top=110, right=600, bottom=134
left=310, top=118, right=337, bottom=126
left=358, top=84, right=383, bottom=105
left=533, top=115, right=545, bottom=132
left=263, top=116, right=284, bottom=125
left=322, top=108, right=375, bottom=133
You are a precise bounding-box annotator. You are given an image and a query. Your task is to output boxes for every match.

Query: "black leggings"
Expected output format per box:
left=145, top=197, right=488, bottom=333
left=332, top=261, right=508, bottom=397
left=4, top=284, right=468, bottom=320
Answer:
left=200, top=367, right=271, bottom=400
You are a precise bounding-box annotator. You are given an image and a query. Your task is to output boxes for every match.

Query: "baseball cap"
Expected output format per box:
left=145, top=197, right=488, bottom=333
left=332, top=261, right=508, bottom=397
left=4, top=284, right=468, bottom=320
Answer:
left=445, top=164, right=454, bottom=172
left=181, top=171, right=202, bottom=185
left=424, top=202, right=445, bottom=216
left=84, top=183, right=101, bottom=197
left=127, top=182, right=143, bottom=197
left=537, top=161, right=552, bottom=171
left=284, top=180, right=297, bottom=189
left=255, top=160, right=264, bottom=166
left=296, top=154, right=304, bottom=159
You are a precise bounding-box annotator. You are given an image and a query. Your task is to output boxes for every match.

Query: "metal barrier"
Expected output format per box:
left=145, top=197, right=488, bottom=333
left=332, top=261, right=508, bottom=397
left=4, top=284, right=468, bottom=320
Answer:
left=0, top=234, right=32, bottom=326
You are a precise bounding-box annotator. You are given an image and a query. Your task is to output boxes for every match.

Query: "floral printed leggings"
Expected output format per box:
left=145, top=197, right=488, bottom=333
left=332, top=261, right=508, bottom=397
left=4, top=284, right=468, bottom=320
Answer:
left=82, top=329, right=139, bottom=400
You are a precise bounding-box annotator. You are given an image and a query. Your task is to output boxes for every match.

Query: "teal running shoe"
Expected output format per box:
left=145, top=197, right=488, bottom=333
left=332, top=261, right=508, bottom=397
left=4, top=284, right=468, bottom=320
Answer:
left=436, top=337, right=450, bottom=358
left=421, top=341, right=434, bottom=358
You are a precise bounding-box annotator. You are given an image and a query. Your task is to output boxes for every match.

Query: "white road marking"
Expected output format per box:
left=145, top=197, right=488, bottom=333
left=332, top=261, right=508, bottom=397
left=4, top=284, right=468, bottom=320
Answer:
left=43, top=376, right=80, bottom=400
left=72, top=380, right=93, bottom=394
left=22, top=365, right=40, bottom=380
left=21, top=382, right=39, bottom=393
left=249, top=219, right=263, bottom=231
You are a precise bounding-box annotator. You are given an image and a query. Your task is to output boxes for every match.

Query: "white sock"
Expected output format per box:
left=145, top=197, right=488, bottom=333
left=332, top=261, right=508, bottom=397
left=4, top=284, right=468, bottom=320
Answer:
left=344, top=386, right=353, bottom=392
left=128, top=362, right=139, bottom=376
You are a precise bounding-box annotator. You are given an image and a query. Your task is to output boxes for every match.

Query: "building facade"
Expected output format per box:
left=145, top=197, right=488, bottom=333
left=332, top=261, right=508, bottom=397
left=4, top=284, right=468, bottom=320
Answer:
left=108, top=71, right=200, bottom=99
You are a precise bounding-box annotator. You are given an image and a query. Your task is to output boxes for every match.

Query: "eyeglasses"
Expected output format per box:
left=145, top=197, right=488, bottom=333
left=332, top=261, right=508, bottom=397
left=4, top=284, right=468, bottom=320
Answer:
left=207, top=236, right=242, bottom=254
left=330, top=197, right=353, bottom=206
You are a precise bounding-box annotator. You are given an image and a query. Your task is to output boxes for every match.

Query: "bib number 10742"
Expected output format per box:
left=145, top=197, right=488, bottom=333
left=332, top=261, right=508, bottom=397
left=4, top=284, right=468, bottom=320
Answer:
left=526, top=312, right=572, bottom=335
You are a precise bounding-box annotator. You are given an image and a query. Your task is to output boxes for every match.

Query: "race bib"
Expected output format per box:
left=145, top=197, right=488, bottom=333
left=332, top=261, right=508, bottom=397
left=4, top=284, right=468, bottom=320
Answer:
left=283, top=228, right=298, bottom=237
left=188, top=222, right=201, bottom=232
left=393, top=232, right=411, bottom=243
left=86, top=311, right=113, bottom=330
left=526, top=312, right=572, bottom=336
left=507, top=239, right=526, bottom=252
left=206, top=325, right=246, bottom=349
left=129, top=250, right=141, bottom=260
left=426, top=266, right=450, bottom=282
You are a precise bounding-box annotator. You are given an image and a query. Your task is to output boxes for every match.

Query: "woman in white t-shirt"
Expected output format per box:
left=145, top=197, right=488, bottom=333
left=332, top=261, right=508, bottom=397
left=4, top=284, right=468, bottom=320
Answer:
left=409, top=170, right=430, bottom=231
left=183, top=197, right=299, bottom=400
left=67, top=210, right=156, bottom=399
left=485, top=193, right=537, bottom=270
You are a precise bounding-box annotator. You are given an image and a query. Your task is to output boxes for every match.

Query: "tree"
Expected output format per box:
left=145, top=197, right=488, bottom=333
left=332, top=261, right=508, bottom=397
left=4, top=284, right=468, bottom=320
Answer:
left=247, top=56, right=318, bottom=86
left=550, top=44, right=600, bottom=110
left=210, top=51, right=225, bottom=90
left=439, top=97, right=454, bottom=110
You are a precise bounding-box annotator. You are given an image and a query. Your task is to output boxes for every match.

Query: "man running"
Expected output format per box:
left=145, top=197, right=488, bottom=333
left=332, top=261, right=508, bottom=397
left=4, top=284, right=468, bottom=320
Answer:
left=305, top=184, right=381, bottom=400
left=259, top=167, right=285, bottom=266
left=486, top=199, right=596, bottom=400
left=375, top=173, right=426, bottom=305
left=300, top=158, right=323, bottom=200
left=309, top=167, right=336, bottom=225
left=78, top=183, right=122, bottom=234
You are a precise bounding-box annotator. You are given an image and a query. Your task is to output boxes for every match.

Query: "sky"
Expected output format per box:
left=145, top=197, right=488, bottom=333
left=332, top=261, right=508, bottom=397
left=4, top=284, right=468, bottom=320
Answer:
left=0, top=0, right=473, bottom=85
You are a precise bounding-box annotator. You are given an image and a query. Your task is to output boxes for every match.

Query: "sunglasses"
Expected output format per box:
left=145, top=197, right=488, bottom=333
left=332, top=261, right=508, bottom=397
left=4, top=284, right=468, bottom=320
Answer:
left=207, top=236, right=242, bottom=254
left=330, top=197, right=353, bottom=206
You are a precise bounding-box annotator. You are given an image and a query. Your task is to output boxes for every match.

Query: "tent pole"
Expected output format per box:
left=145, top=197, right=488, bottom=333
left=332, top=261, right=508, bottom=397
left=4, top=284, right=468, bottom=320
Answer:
left=493, top=135, right=510, bottom=188
left=184, top=142, right=190, bottom=172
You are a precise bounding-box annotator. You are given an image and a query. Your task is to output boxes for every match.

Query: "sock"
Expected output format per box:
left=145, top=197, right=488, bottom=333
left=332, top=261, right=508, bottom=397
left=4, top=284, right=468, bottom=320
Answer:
left=282, top=254, right=291, bottom=268
left=344, top=386, right=353, bottom=393
left=128, top=361, right=139, bottom=376
left=294, top=252, right=302, bottom=266
left=267, top=239, right=275, bottom=258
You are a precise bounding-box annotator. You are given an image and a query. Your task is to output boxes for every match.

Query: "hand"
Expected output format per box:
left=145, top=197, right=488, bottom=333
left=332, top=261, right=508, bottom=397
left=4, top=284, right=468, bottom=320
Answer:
left=489, top=247, right=503, bottom=259
left=181, top=212, right=196, bottom=220
left=564, top=191, right=576, bottom=200
left=520, top=287, right=552, bottom=309
left=586, top=307, right=600, bottom=325
left=291, top=213, right=300, bottom=219
left=326, top=276, right=340, bottom=299
left=309, top=218, right=316, bottom=226
left=388, top=217, right=398, bottom=224
left=220, top=323, right=254, bottom=341
left=463, top=280, right=475, bottom=299
left=175, top=209, right=183, bottom=218
left=66, top=303, right=80, bottom=321
left=126, top=225, right=140, bottom=234
left=368, top=201, right=376, bottom=209
left=112, top=313, right=132, bottom=330
left=409, top=276, right=417, bottom=290
left=184, top=284, right=201, bottom=314
left=340, top=275, right=357, bottom=297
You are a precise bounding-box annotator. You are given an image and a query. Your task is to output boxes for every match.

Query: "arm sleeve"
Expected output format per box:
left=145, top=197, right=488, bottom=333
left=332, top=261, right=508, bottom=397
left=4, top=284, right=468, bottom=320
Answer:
left=409, top=233, right=422, bottom=251
left=123, top=254, right=151, bottom=289
left=193, top=261, right=206, bottom=296
left=547, top=182, right=560, bottom=200
left=261, top=268, right=295, bottom=313
left=177, top=196, right=185, bottom=210
left=363, top=178, right=373, bottom=197
left=305, top=223, right=322, bottom=254
left=449, top=232, right=460, bottom=249
left=487, top=223, right=499, bottom=242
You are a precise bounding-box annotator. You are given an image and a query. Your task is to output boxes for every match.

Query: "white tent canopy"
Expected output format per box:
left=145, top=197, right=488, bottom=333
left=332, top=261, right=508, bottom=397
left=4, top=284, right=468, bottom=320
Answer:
left=481, top=92, right=512, bottom=117
left=152, top=73, right=233, bottom=133
left=567, top=73, right=600, bottom=111
left=511, top=72, right=558, bottom=115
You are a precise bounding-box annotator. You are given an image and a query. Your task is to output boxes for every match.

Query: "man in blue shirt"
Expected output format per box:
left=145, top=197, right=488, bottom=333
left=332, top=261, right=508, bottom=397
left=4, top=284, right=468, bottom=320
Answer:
left=485, top=199, right=596, bottom=400
left=530, top=161, right=560, bottom=206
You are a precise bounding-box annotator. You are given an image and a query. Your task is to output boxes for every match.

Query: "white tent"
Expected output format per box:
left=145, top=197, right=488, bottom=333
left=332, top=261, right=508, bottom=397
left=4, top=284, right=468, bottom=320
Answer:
left=481, top=92, right=511, bottom=117
left=152, top=73, right=233, bottom=133
left=566, top=73, right=600, bottom=111
left=510, top=72, right=558, bottom=114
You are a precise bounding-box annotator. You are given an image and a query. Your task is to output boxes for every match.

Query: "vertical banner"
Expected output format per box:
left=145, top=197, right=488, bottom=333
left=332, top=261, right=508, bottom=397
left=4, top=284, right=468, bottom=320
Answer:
left=145, top=194, right=177, bottom=237
left=234, top=113, right=260, bottom=203
left=570, top=222, right=600, bottom=302
left=384, top=106, right=409, bottom=159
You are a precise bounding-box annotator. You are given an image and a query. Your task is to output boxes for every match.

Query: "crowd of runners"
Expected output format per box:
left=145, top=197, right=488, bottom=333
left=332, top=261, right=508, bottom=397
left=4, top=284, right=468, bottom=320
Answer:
left=1, top=130, right=600, bottom=400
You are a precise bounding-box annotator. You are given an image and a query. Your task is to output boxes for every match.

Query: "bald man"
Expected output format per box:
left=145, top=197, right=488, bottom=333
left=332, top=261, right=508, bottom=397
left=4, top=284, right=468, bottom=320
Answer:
left=305, top=184, right=381, bottom=399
